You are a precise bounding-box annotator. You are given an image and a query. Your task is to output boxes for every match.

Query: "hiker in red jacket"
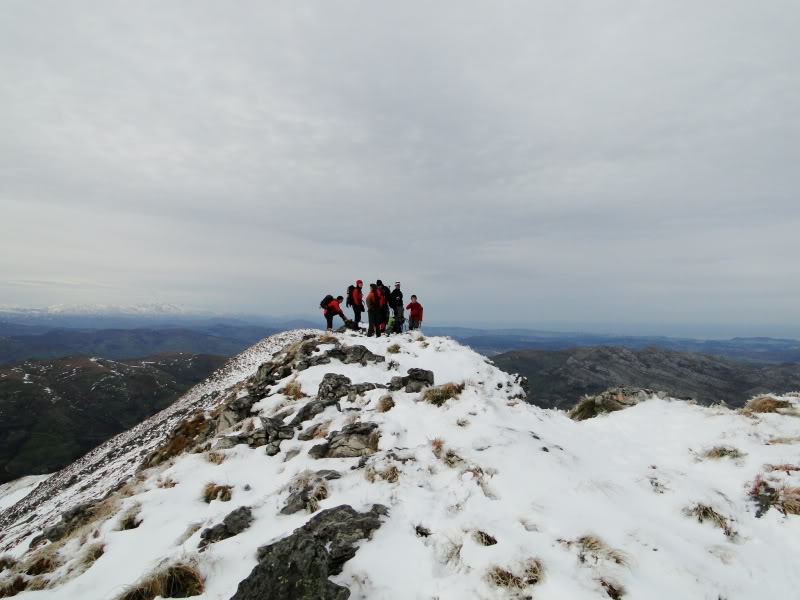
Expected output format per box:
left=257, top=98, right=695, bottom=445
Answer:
left=366, top=284, right=381, bottom=337
left=347, top=280, right=365, bottom=325
left=376, top=279, right=391, bottom=332
left=324, top=296, right=347, bottom=330
left=406, top=295, right=424, bottom=330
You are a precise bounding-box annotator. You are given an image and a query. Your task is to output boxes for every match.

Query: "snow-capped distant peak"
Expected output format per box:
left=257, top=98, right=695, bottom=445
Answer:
left=0, top=303, right=209, bottom=316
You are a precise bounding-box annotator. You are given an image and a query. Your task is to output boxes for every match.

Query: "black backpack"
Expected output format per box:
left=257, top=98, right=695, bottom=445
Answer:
left=320, top=294, right=334, bottom=310
left=346, top=285, right=355, bottom=307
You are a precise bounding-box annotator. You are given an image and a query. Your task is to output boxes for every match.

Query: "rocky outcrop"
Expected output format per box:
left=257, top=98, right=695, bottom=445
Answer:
left=309, top=423, right=380, bottom=459
left=281, top=470, right=342, bottom=515
left=198, top=506, right=253, bottom=551
left=570, top=386, right=671, bottom=421
left=212, top=416, right=295, bottom=455
left=231, top=504, right=388, bottom=600
left=388, top=368, right=434, bottom=393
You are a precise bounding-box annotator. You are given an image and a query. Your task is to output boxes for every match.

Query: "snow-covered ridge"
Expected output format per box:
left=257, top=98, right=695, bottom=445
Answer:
left=1, top=331, right=799, bottom=599
left=0, top=329, right=316, bottom=554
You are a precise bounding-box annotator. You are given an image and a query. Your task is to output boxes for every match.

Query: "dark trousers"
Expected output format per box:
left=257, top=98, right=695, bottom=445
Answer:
left=325, top=312, right=344, bottom=329
left=353, top=306, right=363, bottom=324
left=367, top=309, right=381, bottom=336
left=409, top=318, right=421, bottom=330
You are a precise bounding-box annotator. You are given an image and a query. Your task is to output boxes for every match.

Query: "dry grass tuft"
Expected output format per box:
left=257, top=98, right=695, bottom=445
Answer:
left=202, top=483, right=233, bottom=503
left=474, top=530, right=497, bottom=546
left=81, top=543, right=105, bottom=569
left=27, top=577, right=49, bottom=591
left=319, top=334, right=337, bottom=344
left=376, top=395, right=395, bottom=413
left=289, top=469, right=315, bottom=491
left=420, top=341, right=429, bottom=348
left=766, top=464, right=800, bottom=473
left=306, top=481, right=329, bottom=513
left=702, top=446, right=746, bottom=460
left=115, top=562, right=204, bottom=600
left=144, top=413, right=212, bottom=469
left=576, top=535, right=630, bottom=566
left=570, top=396, right=601, bottom=421
left=747, top=396, right=792, bottom=413
left=0, top=576, right=28, bottom=598
left=780, top=487, right=800, bottom=515
left=386, top=343, right=401, bottom=354
left=176, top=523, right=202, bottom=545
left=601, top=578, right=625, bottom=599
left=487, top=559, right=543, bottom=589
left=421, top=382, right=466, bottom=407
left=443, top=448, right=465, bottom=468
left=206, top=451, right=226, bottom=465
left=685, top=504, right=735, bottom=538
left=118, top=504, right=142, bottom=531
left=430, top=438, right=445, bottom=458
left=0, top=556, right=18, bottom=572
left=280, top=380, right=306, bottom=400
left=379, top=465, right=400, bottom=483
left=157, top=477, right=177, bottom=489
left=767, top=436, right=800, bottom=445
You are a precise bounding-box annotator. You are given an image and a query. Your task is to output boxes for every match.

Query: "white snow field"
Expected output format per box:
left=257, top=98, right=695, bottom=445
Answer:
left=0, top=476, right=50, bottom=513
left=1, top=330, right=799, bottom=599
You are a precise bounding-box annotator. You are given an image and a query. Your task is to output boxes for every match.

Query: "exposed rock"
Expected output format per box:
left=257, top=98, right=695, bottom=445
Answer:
left=388, top=368, right=435, bottom=393
left=311, top=423, right=381, bottom=459
left=281, top=471, right=342, bottom=515
left=216, top=392, right=258, bottom=432
left=260, top=417, right=296, bottom=456
left=198, top=506, right=254, bottom=550
left=570, top=386, right=671, bottom=421
left=299, top=422, right=326, bottom=441
left=327, top=345, right=386, bottom=366
left=318, top=374, right=354, bottom=401
left=231, top=504, right=388, bottom=600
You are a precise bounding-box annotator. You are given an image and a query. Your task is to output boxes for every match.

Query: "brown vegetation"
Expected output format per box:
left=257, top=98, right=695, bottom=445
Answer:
left=685, top=504, right=735, bottom=538
left=202, top=483, right=233, bottom=503
left=422, top=382, right=466, bottom=407
left=746, top=396, right=792, bottom=414
left=474, top=530, right=497, bottom=546
left=487, top=559, right=543, bottom=589
left=116, top=562, right=204, bottom=600
left=279, top=380, right=306, bottom=400
left=0, top=576, right=27, bottom=598
left=702, top=446, right=746, bottom=460
left=144, top=414, right=212, bottom=469
left=376, top=395, right=395, bottom=413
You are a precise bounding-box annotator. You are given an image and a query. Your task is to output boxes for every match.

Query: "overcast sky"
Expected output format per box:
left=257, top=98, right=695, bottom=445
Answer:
left=2, top=1, right=798, bottom=335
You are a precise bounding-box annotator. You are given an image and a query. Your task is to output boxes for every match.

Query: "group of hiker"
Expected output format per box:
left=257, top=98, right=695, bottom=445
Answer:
left=321, top=280, right=424, bottom=337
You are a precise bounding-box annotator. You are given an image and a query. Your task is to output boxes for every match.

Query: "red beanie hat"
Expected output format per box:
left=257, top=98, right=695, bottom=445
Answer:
left=356, top=280, right=363, bottom=285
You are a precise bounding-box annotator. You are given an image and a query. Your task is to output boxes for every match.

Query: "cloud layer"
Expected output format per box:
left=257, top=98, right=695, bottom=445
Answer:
left=2, top=1, right=798, bottom=334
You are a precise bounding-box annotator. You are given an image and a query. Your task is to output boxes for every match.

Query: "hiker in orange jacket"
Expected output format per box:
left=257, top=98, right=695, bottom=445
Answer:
left=366, top=284, right=382, bottom=337
left=348, top=280, right=365, bottom=325
left=406, top=295, right=424, bottom=330
left=324, top=296, right=347, bottom=330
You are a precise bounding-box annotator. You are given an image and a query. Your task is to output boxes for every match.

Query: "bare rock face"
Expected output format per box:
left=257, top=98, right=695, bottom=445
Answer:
left=230, top=504, right=388, bottom=600
left=280, top=470, right=342, bottom=515
left=309, top=423, right=381, bottom=459
left=198, top=506, right=253, bottom=551
left=388, top=368, right=435, bottom=393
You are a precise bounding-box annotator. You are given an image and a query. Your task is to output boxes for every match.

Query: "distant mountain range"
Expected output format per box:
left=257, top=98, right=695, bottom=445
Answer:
left=493, top=345, right=800, bottom=410
left=0, top=324, right=281, bottom=365
left=426, top=327, right=800, bottom=364
left=0, top=352, right=227, bottom=484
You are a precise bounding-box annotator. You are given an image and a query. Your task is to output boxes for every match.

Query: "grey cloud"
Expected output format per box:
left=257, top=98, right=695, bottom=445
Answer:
left=1, top=0, right=799, bottom=332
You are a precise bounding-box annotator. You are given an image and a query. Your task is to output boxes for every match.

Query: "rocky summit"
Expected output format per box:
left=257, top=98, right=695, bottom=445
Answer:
left=0, top=330, right=799, bottom=599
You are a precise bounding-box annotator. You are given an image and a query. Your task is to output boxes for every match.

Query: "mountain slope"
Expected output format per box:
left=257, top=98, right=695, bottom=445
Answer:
left=0, top=331, right=798, bottom=599
left=0, top=352, right=228, bottom=484
left=493, top=345, right=800, bottom=410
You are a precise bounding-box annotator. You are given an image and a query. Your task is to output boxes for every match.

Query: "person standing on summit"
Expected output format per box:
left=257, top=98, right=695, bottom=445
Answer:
left=406, top=295, right=424, bottom=330
left=376, top=279, right=391, bottom=333
left=389, top=282, right=403, bottom=319
left=346, top=280, right=365, bottom=325
left=366, top=284, right=381, bottom=337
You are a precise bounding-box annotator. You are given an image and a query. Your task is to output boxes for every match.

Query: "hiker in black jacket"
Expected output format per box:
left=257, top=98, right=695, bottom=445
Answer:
left=389, top=282, right=404, bottom=330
